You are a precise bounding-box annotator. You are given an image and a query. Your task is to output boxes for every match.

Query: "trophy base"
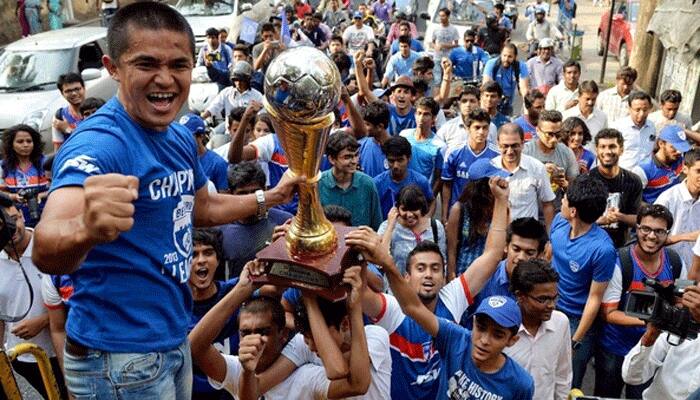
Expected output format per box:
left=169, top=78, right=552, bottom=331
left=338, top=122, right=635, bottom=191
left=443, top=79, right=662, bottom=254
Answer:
left=253, top=226, right=362, bottom=301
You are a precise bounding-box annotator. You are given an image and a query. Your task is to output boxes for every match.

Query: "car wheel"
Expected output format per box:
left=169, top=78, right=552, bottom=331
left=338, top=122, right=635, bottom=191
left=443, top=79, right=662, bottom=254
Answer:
left=597, top=32, right=605, bottom=56
left=619, top=43, right=628, bottom=67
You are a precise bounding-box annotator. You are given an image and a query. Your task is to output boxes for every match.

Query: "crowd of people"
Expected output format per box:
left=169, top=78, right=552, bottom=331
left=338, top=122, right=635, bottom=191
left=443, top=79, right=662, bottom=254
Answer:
left=2, top=0, right=700, bottom=399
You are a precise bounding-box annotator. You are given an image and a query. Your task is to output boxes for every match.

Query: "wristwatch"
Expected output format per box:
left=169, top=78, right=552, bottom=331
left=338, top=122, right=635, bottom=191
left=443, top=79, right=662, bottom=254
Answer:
left=255, top=189, right=268, bottom=219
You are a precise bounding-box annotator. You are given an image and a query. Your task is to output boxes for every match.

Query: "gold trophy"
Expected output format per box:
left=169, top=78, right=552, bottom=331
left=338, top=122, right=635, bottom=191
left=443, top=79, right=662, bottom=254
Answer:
left=254, top=47, right=361, bottom=300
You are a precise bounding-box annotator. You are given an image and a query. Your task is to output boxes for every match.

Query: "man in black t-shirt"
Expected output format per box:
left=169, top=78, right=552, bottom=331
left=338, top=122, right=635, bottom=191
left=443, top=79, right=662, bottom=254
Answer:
left=587, top=128, right=642, bottom=247
left=478, top=14, right=508, bottom=56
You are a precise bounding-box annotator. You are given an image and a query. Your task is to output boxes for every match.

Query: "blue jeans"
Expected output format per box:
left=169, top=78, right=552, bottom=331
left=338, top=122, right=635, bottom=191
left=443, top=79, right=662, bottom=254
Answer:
left=63, top=339, right=192, bottom=399
left=594, top=347, right=649, bottom=398
left=567, top=314, right=597, bottom=390
left=24, top=6, right=41, bottom=34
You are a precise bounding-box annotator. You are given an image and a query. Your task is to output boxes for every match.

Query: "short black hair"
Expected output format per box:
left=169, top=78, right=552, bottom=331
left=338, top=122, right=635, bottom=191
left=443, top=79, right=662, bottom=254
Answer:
left=538, top=109, right=562, bottom=124
left=415, top=97, right=439, bottom=116
left=324, top=205, right=352, bottom=226
left=465, top=108, right=490, bottom=127
left=627, top=90, right=652, bottom=106
left=438, top=7, right=451, bottom=16
left=594, top=128, right=624, bottom=148
left=406, top=240, right=445, bottom=274
left=326, top=132, right=359, bottom=158
left=616, top=66, right=638, bottom=82
left=398, top=35, right=411, bottom=45
left=566, top=175, right=608, bottom=224
left=579, top=80, right=599, bottom=95
left=233, top=44, right=250, bottom=56
left=481, top=80, right=503, bottom=97
left=507, top=218, right=548, bottom=253
left=464, top=29, right=477, bottom=37
left=330, top=34, right=344, bottom=44
left=228, top=161, right=266, bottom=192
left=363, top=100, right=390, bottom=128
left=206, top=27, right=219, bottom=36
left=395, top=184, right=428, bottom=215
left=241, top=296, right=286, bottom=331
left=261, top=22, right=275, bottom=33
left=228, top=106, right=247, bottom=126
left=79, top=97, right=106, bottom=114
left=412, top=56, right=434, bottom=73
left=494, top=3, right=505, bottom=10
left=636, top=204, right=674, bottom=230
left=510, top=259, right=559, bottom=294
left=560, top=116, right=592, bottom=146
left=193, top=228, right=224, bottom=267
left=295, top=296, right=347, bottom=334
left=108, top=1, right=195, bottom=62
left=524, top=89, right=545, bottom=110
left=56, top=72, right=84, bottom=91
left=502, top=42, right=518, bottom=56
left=460, top=84, right=481, bottom=101
left=659, top=89, right=682, bottom=105
left=684, top=148, right=700, bottom=167
left=563, top=59, right=581, bottom=73
left=382, top=135, right=412, bottom=158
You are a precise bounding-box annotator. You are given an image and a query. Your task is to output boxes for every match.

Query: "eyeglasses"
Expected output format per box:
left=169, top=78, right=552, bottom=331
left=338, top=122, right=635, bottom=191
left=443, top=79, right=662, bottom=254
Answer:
left=526, top=293, right=558, bottom=305
left=637, top=225, right=670, bottom=237
left=540, top=130, right=561, bottom=139
left=62, top=87, right=82, bottom=94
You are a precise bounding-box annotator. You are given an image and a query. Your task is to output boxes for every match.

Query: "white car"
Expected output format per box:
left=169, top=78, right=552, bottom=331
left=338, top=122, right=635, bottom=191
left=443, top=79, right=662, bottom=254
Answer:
left=422, top=0, right=493, bottom=54
left=0, top=26, right=118, bottom=151
left=175, top=0, right=254, bottom=52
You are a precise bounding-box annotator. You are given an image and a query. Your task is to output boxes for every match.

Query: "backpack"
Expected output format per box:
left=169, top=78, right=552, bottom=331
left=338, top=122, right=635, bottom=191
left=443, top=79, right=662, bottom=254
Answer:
left=430, top=218, right=439, bottom=244
left=616, top=244, right=683, bottom=310
left=489, top=57, right=520, bottom=95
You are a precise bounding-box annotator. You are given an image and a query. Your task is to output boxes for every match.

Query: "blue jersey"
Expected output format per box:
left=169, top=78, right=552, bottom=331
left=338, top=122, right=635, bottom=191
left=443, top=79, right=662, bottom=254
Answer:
left=550, top=213, right=617, bottom=317
left=462, top=261, right=514, bottom=329
left=441, top=144, right=499, bottom=208
left=435, top=318, right=535, bottom=400
left=390, top=38, right=425, bottom=54
left=492, top=113, right=511, bottom=129
left=199, top=149, right=229, bottom=191
left=401, top=129, right=447, bottom=183
left=449, top=45, right=490, bottom=81
left=512, top=115, right=537, bottom=142
left=52, top=97, right=208, bottom=352
left=576, top=148, right=596, bottom=174
left=389, top=104, right=416, bottom=137
left=189, top=279, right=240, bottom=395
left=636, top=156, right=684, bottom=204
left=484, top=59, right=529, bottom=99
left=599, top=248, right=677, bottom=356
left=358, top=136, right=388, bottom=178
left=374, top=169, right=434, bottom=219
left=372, top=276, right=472, bottom=400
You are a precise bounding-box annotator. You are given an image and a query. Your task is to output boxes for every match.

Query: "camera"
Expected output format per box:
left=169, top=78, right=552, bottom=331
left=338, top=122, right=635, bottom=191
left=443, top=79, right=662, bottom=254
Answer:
left=18, top=188, right=42, bottom=221
left=625, top=278, right=700, bottom=344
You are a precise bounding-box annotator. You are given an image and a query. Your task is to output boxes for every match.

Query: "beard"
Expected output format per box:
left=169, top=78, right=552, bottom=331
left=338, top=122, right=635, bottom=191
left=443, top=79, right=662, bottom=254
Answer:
left=418, top=291, right=438, bottom=303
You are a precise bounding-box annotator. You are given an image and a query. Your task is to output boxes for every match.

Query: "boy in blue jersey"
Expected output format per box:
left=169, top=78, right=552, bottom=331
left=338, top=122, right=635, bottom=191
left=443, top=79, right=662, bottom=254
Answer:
left=32, top=3, right=301, bottom=399
left=346, top=175, right=513, bottom=400
left=180, top=113, right=229, bottom=192
left=188, top=228, right=240, bottom=399
left=374, top=136, right=435, bottom=218
left=549, top=174, right=617, bottom=390
left=52, top=72, right=85, bottom=151
left=400, top=97, right=447, bottom=192
left=358, top=101, right=392, bottom=178
left=632, top=125, right=689, bottom=204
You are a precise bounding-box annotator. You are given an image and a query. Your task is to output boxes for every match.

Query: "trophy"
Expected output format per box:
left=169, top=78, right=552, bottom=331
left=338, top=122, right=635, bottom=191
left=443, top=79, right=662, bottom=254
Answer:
left=254, top=47, right=362, bottom=300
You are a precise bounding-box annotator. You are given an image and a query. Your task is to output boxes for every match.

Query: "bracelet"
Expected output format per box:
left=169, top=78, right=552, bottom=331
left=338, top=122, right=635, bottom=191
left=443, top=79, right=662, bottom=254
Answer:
left=491, top=228, right=506, bottom=232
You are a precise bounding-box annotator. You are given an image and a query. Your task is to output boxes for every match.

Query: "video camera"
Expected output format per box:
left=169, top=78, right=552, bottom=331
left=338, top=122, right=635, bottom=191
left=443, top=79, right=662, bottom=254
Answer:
left=625, top=278, right=700, bottom=344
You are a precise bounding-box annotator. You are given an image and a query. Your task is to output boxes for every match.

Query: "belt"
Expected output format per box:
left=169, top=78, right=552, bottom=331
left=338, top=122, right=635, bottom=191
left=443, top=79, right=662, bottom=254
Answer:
left=65, top=337, right=89, bottom=357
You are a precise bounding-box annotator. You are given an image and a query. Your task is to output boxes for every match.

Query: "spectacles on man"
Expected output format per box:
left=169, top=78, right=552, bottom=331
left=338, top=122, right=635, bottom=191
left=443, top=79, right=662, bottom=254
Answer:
left=637, top=225, right=670, bottom=237
left=526, top=293, right=558, bottom=305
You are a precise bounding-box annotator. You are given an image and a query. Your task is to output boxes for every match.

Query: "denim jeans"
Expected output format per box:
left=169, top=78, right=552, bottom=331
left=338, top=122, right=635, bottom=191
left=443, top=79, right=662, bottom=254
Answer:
left=24, top=6, right=41, bottom=34
left=594, top=347, right=649, bottom=399
left=63, top=339, right=192, bottom=399
left=567, top=314, right=597, bottom=390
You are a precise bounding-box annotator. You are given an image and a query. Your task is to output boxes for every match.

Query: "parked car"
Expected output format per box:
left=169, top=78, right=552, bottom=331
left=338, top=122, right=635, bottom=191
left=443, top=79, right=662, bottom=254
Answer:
left=0, top=26, right=117, bottom=151
left=598, top=0, right=639, bottom=67
left=422, top=0, right=493, bottom=53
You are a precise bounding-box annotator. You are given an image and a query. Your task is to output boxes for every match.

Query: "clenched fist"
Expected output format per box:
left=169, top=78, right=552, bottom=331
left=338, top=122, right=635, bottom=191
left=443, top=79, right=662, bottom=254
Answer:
left=83, top=174, right=139, bottom=244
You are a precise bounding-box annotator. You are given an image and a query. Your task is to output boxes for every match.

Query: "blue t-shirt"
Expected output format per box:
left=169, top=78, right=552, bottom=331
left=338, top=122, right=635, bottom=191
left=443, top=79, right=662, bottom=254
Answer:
left=637, top=156, right=684, bottom=204
left=198, top=149, right=229, bottom=191
left=189, top=279, right=240, bottom=394
left=577, top=148, right=596, bottom=174
left=390, top=38, right=425, bottom=54
left=51, top=97, right=208, bottom=352
left=374, top=169, right=434, bottom=219
left=449, top=45, right=490, bottom=81
left=435, top=318, right=535, bottom=400
left=550, top=213, right=617, bottom=317
left=599, top=248, right=677, bottom=356
left=512, top=115, right=537, bottom=142
left=401, top=129, right=447, bottom=184
left=441, top=144, right=499, bottom=208
left=484, top=59, right=529, bottom=99
left=492, top=113, right=511, bottom=129
left=358, top=136, right=388, bottom=178
left=462, top=260, right=514, bottom=329
left=389, top=104, right=417, bottom=137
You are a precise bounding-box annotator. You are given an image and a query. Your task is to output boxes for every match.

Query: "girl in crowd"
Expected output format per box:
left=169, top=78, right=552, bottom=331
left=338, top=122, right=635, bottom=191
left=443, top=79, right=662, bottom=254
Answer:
left=561, top=116, right=595, bottom=174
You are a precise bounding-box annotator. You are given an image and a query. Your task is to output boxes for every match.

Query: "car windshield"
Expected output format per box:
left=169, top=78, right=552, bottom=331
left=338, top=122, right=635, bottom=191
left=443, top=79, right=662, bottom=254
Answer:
left=432, top=0, right=491, bottom=26
left=175, top=0, right=236, bottom=16
left=0, top=49, right=73, bottom=91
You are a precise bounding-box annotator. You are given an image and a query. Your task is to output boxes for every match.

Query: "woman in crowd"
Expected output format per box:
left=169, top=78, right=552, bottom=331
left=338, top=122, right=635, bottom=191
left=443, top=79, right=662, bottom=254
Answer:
left=252, top=112, right=274, bottom=140
left=1, top=124, right=49, bottom=227
left=561, top=116, right=595, bottom=174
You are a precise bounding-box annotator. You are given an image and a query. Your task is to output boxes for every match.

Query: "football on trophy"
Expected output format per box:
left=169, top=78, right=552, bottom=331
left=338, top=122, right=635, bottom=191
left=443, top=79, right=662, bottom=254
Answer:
left=264, top=46, right=342, bottom=123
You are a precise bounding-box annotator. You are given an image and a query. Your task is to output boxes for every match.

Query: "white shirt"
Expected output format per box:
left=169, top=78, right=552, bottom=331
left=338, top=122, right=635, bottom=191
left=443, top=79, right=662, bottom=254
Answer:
left=504, top=311, right=572, bottom=400
left=648, top=110, right=694, bottom=133
left=342, top=25, right=375, bottom=55
left=562, top=105, right=608, bottom=140
left=282, top=325, right=392, bottom=400
left=622, top=336, right=700, bottom=399
left=436, top=116, right=498, bottom=158
left=613, top=116, right=657, bottom=170
left=0, top=233, right=55, bottom=362
left=493, top=154, right=556, bottom=220
left=655, top=181, right=700, bottom=268
left=596, top=87, right=630, bottom=123
left=205, top=87, right=264, bottom=120
left=545, top=82, right=578, bottom=113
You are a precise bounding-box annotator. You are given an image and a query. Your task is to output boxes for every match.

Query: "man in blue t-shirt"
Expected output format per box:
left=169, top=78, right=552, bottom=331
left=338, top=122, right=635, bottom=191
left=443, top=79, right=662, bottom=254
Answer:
left=346, top=176, right=515, bottom=400
left=400, top=97, right=446, bottom=189
left=449, top=29, right=490, bottom=83
left=180, top=113, right=229, bottom=192
left=483, top=43, right=530, bottom=116
left=32, top=4, right=300, bottom=398
left=374, top=136, right=435, bottom=219
left=387, top=76, right=417, bottom=136
left=549, top=174, right=617, bottom=390
left=632, top=125, right=688, bottom=204
left=358, top=101, right=392, bottom=178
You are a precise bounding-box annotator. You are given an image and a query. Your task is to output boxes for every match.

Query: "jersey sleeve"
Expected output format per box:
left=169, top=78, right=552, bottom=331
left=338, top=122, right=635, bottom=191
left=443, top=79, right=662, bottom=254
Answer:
left=434, top=316, right=469, bottom=355
left=593, top=242, right=617, bottom=283
left=371, top=293, right=406, bottom=334
left=207, top=354, right=242, bottom=396
left=439, top=274, right=473, bottom=321
left=483, top=58, right=496, bottom=79
left=441, top=151, right=456, bottom=181
left=250, top=134, right=276, bottom=162
left=281, top=333, right=316, bottom=367
left=41, top=274, right=63, bottom=310
left=519, top=61, right=529, bottom=79
left=601, top=261, right=623, bottom=306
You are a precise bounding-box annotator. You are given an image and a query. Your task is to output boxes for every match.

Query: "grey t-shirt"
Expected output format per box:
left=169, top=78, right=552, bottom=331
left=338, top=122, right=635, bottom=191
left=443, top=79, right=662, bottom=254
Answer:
left=431, top=25, right=460, bottom=60
left=523, top=140, right=579, bottom=180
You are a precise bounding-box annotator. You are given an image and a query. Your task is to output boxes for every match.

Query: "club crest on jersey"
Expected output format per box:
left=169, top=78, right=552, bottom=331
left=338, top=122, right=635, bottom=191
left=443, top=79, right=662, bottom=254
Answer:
left=488, top=296, right=507, bottom=308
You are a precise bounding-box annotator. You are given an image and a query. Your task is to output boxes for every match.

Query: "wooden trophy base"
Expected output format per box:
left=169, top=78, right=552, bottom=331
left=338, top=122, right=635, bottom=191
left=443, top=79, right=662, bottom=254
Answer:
left=254, top=226, right=362, bottom=301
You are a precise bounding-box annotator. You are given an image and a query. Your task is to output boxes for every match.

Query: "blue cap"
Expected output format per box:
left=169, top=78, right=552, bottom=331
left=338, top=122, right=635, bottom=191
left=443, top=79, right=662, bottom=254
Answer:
left=659, top=125, right=691, bottom=153
left=475, top=296, right=522, bottom=329
left=467, top=158, right=511, bottom=182
left=179, top=113, right=207, bottom=135
left=353, top=11, right=363, bottom=19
